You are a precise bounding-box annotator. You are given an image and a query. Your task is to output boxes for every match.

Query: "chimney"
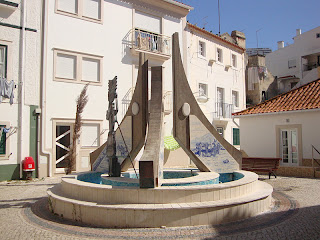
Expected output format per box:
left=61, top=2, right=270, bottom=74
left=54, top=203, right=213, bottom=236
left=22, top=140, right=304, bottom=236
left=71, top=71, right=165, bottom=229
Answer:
left=296, top=29, right=301, bottom=36
left=277, top=41, right=284, bottom=50
left=231, top=30, right=246, bottom=49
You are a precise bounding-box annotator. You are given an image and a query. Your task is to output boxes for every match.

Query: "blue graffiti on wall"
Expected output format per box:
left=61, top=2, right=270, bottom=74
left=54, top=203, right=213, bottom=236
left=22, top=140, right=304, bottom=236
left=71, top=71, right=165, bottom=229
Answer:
left=192, top=139, right=225, bottom=158
left=117, top=144, right=128, bottom=157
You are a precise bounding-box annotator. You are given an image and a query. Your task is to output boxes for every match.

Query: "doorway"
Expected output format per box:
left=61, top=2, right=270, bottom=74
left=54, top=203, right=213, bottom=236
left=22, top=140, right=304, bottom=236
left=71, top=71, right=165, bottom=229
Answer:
left=280, top=129, right=298, bottom=165
left=55, top=124, right=72, bottom=173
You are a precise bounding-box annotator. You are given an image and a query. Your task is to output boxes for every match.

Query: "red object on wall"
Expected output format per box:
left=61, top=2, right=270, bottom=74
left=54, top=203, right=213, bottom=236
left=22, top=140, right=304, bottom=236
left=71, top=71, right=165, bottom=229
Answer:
left=23, top=157, right=35, bottom=171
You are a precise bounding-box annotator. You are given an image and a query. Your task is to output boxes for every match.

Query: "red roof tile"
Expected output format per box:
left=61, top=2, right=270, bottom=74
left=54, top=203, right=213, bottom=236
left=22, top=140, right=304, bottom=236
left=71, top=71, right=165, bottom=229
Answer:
left=233, top=78, right=320, bottom=116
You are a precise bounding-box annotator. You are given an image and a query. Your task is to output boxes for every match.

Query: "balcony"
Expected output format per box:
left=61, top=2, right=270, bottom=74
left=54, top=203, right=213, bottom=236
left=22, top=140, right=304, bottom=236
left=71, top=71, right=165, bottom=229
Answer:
left=213, top=102, right=234, bottom=120
left=130, top=28, right=171, bottom=60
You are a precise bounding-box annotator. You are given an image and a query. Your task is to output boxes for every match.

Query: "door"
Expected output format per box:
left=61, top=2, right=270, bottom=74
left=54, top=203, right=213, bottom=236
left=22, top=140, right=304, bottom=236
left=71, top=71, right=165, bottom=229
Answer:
left=55, top=125, right=72, bottom=172
left=280, top=129, right=298, bottom=165
left=217, top=88, right=224, bottom=117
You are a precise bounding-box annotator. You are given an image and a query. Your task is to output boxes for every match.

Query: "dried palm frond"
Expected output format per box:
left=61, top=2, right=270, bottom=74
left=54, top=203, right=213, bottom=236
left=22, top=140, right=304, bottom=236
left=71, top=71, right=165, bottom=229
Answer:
left=66, top=84, right=89, bottom=174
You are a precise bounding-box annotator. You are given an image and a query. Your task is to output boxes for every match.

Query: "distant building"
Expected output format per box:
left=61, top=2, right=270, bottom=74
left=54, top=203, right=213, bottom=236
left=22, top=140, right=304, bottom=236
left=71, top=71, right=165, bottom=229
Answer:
left=266, top=27, right=320, bottom=93
left=246, top=48, right=272, bottom=56
left=245, top=55, right=277, bottom=107
left=186, top=23, right=246, bottom=147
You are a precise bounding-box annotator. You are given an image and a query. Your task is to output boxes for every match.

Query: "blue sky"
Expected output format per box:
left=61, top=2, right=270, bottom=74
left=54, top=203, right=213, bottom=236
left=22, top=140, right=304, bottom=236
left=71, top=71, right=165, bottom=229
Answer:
left=179, top=0, right=320, bottom=50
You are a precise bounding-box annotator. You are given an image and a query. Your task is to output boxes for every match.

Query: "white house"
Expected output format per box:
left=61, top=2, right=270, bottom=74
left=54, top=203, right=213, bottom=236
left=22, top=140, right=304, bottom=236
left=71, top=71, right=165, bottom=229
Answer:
left=39, top=0, right=192, bottom=177
left=265, top=27, right=320, bottom=93
left=0, top=0, right=42, bottom=181
left=233, top=78, right=320, bottom=178
left=185, top=23, right=246, bottom=148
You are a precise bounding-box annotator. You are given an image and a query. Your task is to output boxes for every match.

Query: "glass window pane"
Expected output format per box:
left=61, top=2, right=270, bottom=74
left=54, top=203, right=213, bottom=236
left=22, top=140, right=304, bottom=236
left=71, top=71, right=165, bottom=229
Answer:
left=0, top=125, right=6, bottom=155
left=57, top=0, right=78, bottom=14
left=0, top=46, right=7, bottom=78
left=83, top=0, right=101, bottom=20
left=82, top=57, right=100, bottom=82
left=56, top=53, right=77, bottom=80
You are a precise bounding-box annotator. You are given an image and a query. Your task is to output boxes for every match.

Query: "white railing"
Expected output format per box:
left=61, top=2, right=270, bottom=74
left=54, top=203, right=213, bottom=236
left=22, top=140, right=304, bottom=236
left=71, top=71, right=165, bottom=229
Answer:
left=214, top=103, right=234, bottom=119
left=122, top=87, right=135, bottom=116
left=132, top=28, right=171, bottom=56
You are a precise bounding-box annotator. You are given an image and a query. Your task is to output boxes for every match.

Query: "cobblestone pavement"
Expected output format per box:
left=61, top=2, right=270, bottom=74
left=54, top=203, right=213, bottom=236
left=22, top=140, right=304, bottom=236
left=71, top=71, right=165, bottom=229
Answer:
left=0, top=175, right=320, bottom=240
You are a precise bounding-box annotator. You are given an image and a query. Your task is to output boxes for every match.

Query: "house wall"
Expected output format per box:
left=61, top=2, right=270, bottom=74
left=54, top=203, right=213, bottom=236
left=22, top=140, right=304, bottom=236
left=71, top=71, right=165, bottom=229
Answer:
left=0, top=0, right=42, bottom=181
left=186, top=27, right=246, bottom=146
left=42, top=0, right=189, bottom=176
left=238, top=110, right=320, bottom=165
left=265, top=27, right=320, bottom=86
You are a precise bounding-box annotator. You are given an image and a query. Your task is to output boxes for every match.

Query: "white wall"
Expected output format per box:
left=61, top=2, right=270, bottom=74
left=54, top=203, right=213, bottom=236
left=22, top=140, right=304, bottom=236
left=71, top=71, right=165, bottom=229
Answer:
left=186, top=28, right=246, bottom=144
left=238, top=110, right=320, bottom=160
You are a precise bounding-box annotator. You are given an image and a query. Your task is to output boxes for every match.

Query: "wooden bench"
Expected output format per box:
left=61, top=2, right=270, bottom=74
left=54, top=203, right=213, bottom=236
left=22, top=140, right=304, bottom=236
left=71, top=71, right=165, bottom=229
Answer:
left=242, top=157, right=281, bottom=179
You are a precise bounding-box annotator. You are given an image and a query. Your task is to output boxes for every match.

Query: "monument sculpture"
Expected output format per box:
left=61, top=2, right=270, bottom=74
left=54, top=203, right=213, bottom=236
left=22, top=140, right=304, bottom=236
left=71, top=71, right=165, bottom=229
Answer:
left=48, top=33, right=274, bottom=228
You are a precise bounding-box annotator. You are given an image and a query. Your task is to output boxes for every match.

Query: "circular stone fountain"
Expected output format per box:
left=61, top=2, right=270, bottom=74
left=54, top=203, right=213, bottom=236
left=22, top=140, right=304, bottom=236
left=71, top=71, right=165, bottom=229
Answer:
left=47, top=170, right=272, bottom=228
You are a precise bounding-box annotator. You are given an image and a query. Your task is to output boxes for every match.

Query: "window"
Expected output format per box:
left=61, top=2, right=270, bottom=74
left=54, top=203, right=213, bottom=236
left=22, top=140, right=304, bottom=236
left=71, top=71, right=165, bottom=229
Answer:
left=199, top=41, right=206, bottom=57
left=233, top=128, right=240, bottom=145
left=54, top=49, right=102, bottom=84
left=217, top=48, right=223, bottom=63
left=232, top=54, right=237, bottom=67
left=0, top=125, right=6, bottom=155
left=262, top=91, right=268, bottom=101
left=0, top=45, right=7, bottom=78
left=81, top=124, right=100, bottom=147
left=316, top=33, right=320, bottom=38
left=216, top=127, right=224, bottom=137
left=288, top=59, right=296, bottom=69
left=232, top=91, right=239, bottom=107
left=198, top=83, right=208, bottom=97
left=56, top=0, right=102, bottom=22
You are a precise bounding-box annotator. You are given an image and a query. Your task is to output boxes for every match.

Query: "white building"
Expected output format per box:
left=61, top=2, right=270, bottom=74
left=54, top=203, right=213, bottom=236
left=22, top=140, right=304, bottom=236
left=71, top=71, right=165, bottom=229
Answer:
left=265, top=27, right=320, bottom=93
left=39, top=0, right=192, bottom=177
left=185, top=23, right=246, bottom=147
left=233, top=79, right=320, bottom=178
left=0, top=0, right=42, bottom=181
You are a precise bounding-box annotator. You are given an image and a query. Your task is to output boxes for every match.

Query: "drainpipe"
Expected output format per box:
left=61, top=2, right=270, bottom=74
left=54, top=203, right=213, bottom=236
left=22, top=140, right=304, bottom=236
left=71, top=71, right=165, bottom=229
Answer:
left=18, top=0, right=27, bottom=178
left=39, top=0, right=52, bottom=177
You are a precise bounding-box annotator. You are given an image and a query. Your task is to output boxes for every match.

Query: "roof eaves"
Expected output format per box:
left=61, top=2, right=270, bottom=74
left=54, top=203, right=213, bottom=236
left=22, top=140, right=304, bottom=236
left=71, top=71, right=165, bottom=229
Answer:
left=163, top=0, right=194, bottom=10
left=187, top=22, right=245, bottom=52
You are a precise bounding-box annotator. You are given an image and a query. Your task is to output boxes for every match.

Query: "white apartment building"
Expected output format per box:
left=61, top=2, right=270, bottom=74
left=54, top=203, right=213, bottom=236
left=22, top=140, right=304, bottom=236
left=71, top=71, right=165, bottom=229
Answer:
left=185, top=23, right=246, bottom=147
left=0, top=0, right=42, bottom=181
left=40, top=0, right=192, bottom=177
left=266, top=27, right=320, bottom=93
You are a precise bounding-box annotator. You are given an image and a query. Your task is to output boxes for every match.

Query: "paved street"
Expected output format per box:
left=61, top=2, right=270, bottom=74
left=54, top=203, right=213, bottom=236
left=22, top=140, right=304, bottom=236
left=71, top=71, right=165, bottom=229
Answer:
left=0, top=175, right=320, bottom=240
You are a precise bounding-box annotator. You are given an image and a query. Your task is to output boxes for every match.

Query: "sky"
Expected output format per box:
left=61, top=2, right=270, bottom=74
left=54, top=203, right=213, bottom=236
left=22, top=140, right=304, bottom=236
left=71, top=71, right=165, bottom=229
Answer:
left=178, top=0, right=320, bottom=51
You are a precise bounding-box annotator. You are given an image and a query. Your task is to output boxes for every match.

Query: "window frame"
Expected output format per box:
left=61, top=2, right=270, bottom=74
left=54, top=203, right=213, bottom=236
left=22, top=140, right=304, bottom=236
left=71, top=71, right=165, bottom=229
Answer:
left=316, top=33, right=320, bottom=38
left=288, top=59, right=296, bottom=69
left=217, top=48, right=223, bottom=63
left=55, top=0, right=103, bottom=24
left=231, top=54, right=237, bottom=68
left=198, top=41, right=206, bottom=58
left=232, top=90, right=239, bottom=108
left=0, top=122, right=10, bottom=160
left=53, top=49, right=103, bottom=85
left=198, top=83, right=208, bottom=97
left=80, top=123, right=101, bottom=148
left=0, top=44, right=8, bottom=79
left=216, top=127, right=224, bottom=137
left=233, top=128, right=240, bottom=146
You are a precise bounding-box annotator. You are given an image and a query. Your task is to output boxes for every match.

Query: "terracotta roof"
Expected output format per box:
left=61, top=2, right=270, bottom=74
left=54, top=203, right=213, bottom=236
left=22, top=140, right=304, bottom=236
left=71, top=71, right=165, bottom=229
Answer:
left=233, top=78, right=320, bottom=116
left=187, top=23, right=246, bottom=52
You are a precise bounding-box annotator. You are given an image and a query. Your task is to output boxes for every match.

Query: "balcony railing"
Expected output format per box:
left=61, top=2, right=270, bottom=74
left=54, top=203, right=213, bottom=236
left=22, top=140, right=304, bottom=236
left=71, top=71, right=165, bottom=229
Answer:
left=132, top=28, right=171, bottom=56
left=303, top=62, right=320, bottom=71
left=213, top=102, right=234, bottom=119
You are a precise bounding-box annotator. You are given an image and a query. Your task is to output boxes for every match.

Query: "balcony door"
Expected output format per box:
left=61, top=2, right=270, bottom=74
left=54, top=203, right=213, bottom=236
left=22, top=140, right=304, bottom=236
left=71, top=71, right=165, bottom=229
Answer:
left=217, top=87, right=224, bottom=117
left=280, top=129, right=298, bottom=165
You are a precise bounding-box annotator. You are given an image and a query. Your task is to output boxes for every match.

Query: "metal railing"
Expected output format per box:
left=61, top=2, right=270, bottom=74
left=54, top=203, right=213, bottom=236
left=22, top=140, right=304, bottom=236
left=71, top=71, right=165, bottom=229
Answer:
left=311, top=144, right=320, bottom=177
left=133, top=28, right=171, bottom=56
left=122, top=87, right=135, bottom=116
left=213, top=102, right=234, bottom=119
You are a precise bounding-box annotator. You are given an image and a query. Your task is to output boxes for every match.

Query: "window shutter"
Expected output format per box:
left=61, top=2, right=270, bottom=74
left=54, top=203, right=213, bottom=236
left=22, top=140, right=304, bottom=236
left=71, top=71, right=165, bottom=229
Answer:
left=82, top=57, right=100, bottom=82
left=56, top=53, right=77, bottom=80
left=0, top=126, right=6, bottom=155
left=81, top=124, right=99, bottom=147
left=135, top=11, right=161, bottom=33
left=57, top=0, right=78, bottom=14
left=233, top=128, right=240, bottom=145
left=83, top=0, right=101, bottom=20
